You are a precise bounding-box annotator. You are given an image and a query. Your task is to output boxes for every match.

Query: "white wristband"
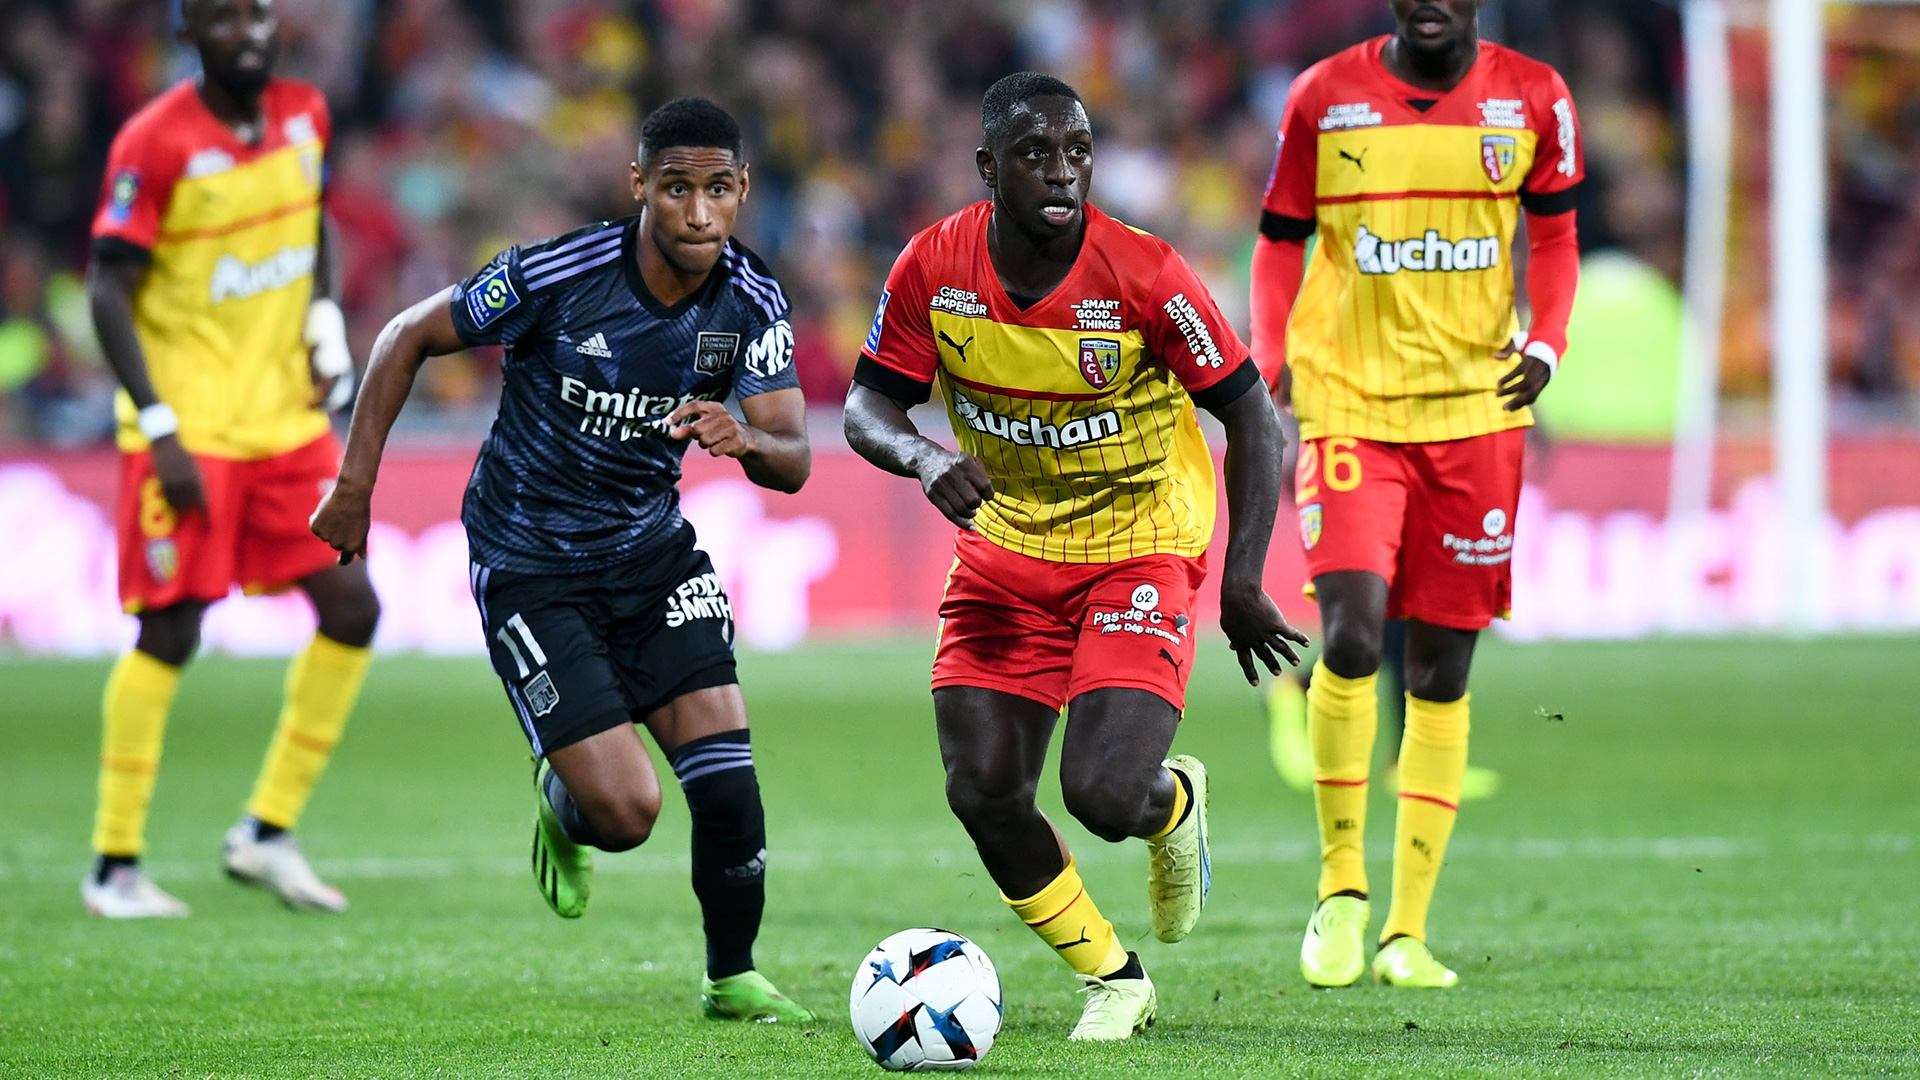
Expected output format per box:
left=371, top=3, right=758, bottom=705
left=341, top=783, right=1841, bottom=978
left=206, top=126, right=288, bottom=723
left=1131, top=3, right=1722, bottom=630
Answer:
left=1522, top=339, right=1560, bottom=377
left=305, top=297, right=352, bottom=379
left=137, top=402, right=179, bottom=440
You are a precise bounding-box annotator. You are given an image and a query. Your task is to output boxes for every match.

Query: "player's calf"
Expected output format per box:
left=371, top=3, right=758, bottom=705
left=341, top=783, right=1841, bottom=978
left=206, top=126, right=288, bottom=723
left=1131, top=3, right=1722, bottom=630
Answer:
left=669, top=730, right=767, bottom=980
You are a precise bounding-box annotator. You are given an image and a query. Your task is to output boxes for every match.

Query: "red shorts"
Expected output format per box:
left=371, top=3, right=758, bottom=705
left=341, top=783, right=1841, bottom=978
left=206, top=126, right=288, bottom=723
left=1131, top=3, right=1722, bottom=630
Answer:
left=932, top=530, right=1208, bottom=711
left=117, top=432, right=345, bottom=614
left=1294, top=429, right=1525, bottom=630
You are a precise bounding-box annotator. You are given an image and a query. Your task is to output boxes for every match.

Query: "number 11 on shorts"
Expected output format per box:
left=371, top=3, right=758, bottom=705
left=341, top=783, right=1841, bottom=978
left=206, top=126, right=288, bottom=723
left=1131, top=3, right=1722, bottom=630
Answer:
left=496, top=612, right=548, bottom=677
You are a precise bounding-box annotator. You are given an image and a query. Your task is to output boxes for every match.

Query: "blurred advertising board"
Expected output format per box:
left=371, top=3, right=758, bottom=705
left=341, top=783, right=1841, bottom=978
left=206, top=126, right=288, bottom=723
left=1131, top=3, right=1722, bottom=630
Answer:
left=3, top=440, right=1918, bottom=654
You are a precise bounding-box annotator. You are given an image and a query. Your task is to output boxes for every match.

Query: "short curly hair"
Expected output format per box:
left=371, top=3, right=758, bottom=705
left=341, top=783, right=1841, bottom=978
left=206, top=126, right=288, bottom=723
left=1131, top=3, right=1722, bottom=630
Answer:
left=639, top=97, right=743, bottom=166
left=981, top=72, right=1084, bottom=149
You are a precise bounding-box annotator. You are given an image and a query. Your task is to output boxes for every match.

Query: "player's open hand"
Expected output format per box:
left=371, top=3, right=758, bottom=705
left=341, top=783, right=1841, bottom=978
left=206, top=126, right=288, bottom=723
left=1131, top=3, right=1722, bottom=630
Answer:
left=149, top=435, right=206, bottom=516
left=918, top=449, right=994, bottom=531
left=1495, top=341, right=1552, bottom=411
left=1220, top=581, right=1310, bottom=686
left=668, top=400, right=756, bottom=458
left=310, top=479, right=372, bottom=564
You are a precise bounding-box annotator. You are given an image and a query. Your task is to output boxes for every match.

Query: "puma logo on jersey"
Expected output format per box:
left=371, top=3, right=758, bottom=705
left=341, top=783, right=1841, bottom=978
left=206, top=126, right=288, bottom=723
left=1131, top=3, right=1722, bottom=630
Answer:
left=1353, top=225, right=1500, bottom=276
left=209, top=245, right=316, bottom=304
left=951, top=391, right=1121, bottom=450
left=938, top=330, right=974, bottom=362
left=575, top=332, right=613, bottom=358
left=1339, top=148, right=1367, bottom=172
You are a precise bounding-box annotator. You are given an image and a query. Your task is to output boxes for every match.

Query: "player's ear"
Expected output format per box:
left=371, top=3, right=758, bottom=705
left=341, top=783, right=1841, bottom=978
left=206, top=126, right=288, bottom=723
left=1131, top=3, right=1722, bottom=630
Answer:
left=629, top=160, right=645, bottom=202
left=738, top=160, right=750, bottom=202
left=976, top=147, right=996, bottom=190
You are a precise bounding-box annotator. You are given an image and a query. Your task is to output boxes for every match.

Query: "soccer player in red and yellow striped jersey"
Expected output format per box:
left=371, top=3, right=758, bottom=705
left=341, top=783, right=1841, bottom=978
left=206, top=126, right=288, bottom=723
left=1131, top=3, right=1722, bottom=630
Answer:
left=81, top=0, right=379, bottom=918
left=1249, top=0, right=1583, bottom=989
left=846, top=73, right=1308, bottom=1041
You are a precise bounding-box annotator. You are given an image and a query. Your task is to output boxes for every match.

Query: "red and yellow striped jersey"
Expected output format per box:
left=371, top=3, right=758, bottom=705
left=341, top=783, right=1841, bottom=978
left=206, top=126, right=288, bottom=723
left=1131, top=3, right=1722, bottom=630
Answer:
left=91, top=79, right=332, bottom=459
left=1263, top=39, right=1583, bottom=443
left=856, top=202, right=1258, bottom=564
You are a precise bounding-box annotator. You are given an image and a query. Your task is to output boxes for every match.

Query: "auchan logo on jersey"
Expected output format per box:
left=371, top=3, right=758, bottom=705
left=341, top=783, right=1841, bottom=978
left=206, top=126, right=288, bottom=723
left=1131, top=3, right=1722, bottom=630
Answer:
left=951, top=390, right=1120, bottom=450
left=1353, top=225, right=1500, bottom=276
left=209, top=245, right=316, bottom=304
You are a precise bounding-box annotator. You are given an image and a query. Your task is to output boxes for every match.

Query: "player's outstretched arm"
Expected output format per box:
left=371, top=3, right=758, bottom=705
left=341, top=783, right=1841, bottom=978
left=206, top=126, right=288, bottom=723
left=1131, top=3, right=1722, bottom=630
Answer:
left=843, top=384, right=993, bottom=531
left=666, top=389, right=811, bottom=493
left=1208, top=381, right=1311, bottom=684
left=310, top=288, right=466, bottom=562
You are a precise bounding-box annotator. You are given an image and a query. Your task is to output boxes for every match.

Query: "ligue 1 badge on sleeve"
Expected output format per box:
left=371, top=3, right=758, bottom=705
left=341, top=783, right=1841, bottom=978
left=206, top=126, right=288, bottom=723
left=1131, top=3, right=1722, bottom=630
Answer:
left=695, top=332, right=740, bottom=375
left=107, top=170, right=140, bottom=224
left=1481, top=134, right=1517, bottom=183
left=1078, top=337, right=1121, bottom=389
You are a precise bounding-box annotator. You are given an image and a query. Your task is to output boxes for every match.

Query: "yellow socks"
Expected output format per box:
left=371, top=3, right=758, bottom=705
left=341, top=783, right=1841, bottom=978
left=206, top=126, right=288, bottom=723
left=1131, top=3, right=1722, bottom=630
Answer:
left=93, top=650, right=182, bottom=856
left=1144, top=767, right=1190, bottom=841
left=246, top=635, right=371, bottom=829
left=1004, top=857, right=1128, bottom=978
left=1307, top=659, right=1377, bottom=899
left=1383, top=693, right=1470, bottom=944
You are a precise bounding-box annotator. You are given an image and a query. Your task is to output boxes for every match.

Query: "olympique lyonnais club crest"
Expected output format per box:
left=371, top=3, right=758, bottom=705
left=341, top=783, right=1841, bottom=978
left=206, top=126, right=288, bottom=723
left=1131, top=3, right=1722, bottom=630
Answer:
left=1299, top=502, right=1323, bottom=550
left=1481, top=134, right=1517, bottom=183
left=1078, top=337, right=1121, bottom=389
left=695, top=332, right=740, bottom=374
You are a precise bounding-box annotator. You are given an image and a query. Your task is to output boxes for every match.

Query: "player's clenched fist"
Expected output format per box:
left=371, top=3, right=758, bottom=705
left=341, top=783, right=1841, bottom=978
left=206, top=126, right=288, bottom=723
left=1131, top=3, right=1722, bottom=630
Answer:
left=310, top=479, right=372, bottom=564
left=668, top=399, right=756, bottom=457
left=917, top=449, right=994, bottom=531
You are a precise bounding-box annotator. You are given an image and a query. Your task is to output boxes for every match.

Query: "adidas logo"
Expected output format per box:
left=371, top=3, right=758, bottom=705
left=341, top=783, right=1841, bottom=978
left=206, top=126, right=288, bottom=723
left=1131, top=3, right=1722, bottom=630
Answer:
left=575, top=332, right=613, bottom=358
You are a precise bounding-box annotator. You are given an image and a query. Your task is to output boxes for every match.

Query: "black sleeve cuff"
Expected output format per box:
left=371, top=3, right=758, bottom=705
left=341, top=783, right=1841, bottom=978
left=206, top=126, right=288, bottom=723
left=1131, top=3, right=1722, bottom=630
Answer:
left=853, top=355, right=934, bottom=406
left=1519, top=185, right=1580, bottom=216
left=1259, top=210, right=1316, bottom=242
left=91, top=237, right=152, bottom=265
left=1189, top=359, right=1260, bottom=411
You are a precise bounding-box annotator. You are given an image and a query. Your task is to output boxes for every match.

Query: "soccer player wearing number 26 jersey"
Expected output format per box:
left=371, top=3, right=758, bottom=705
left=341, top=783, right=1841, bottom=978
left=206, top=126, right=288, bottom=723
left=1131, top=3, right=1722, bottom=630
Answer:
left=82, top=0, right=379, bottom=919
left=847, top=73, right=1309, bottom=1041
left=1251, top=0, right=1583, bottom=989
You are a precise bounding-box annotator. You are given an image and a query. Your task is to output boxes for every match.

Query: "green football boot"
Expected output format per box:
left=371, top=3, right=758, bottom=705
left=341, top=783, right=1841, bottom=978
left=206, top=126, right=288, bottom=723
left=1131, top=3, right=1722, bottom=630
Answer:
left=1147, top=755, right=1211, bottom=943
left=1266, top=676, right=1313, bottom=792
left=532, top=758, right=592, bottom=919
left=701, top=971, right=816, bottom=1023
left=1372, top=936, right=1459, bottom=988
left=1300, top=894, right=1369, bottom=987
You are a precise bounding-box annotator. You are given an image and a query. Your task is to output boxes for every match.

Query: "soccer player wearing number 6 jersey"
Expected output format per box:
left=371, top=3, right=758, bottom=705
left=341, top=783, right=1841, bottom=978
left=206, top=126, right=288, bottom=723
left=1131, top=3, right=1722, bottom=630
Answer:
left=1250, top=0, right=1582, bottom=989
left=846, top=73, right=1309, bottom=1041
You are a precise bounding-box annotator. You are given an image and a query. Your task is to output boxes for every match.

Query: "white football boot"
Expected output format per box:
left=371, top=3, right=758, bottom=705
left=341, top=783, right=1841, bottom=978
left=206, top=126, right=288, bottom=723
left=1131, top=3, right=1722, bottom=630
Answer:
left=221, top=821, right=348, bottom=912
left=82, top=863, right=191, bottom=918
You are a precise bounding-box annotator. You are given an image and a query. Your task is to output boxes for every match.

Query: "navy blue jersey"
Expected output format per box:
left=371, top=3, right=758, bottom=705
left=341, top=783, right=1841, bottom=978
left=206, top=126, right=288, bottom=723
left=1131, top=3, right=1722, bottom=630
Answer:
left=449, top=216, right=799, bottom=574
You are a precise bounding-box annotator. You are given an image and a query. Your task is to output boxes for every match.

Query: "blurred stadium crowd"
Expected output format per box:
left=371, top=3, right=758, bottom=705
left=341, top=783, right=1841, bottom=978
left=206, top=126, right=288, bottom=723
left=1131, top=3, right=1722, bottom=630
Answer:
left=2, top=0, right=1918, bottom=446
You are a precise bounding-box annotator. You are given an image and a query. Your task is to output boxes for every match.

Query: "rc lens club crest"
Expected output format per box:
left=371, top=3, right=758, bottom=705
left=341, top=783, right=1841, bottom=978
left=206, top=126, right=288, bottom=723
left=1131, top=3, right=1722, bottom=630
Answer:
left=1078, top=337, right=1120, bottom=390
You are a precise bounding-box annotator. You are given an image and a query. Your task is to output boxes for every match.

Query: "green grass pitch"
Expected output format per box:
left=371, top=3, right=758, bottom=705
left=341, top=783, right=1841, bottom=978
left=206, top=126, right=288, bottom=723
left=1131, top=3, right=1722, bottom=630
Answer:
left=2, top=636, right=1916, bottom=1078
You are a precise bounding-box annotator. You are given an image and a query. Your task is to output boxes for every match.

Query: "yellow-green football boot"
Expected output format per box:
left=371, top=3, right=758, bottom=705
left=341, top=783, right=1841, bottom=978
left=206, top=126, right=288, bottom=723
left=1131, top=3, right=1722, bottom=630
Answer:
left=1266, top=676, right=1313, bottom=791
left=1300, top=895, right=1369, bottom=987
left=701, top=971, right=815, bottom=1023
left=1146, top=755, right=1210, bottom=943
left=1372, top=936, right=1459, bottom=988
left=1068, top=954, right=1156, bottom=1041
left=532, top=758, right=591, bottom=918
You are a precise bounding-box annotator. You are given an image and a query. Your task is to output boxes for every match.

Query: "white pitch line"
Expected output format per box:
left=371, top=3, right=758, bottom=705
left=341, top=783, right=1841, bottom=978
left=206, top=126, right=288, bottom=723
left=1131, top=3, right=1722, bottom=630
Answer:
left=2, top=834, right=1905, bottom=887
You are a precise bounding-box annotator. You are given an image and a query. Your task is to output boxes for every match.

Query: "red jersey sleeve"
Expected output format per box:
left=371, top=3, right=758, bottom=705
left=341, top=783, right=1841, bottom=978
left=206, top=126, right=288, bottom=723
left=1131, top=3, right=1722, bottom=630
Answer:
left=1144, top=249, right=1259, bottom=410
left=91, top=115, right=183, bottom=253
left=1522, top=67, right=1583, bottom=202
left=853, top=239, right=939, bottom=404
left=1260, top=71, right=1319, bottom=226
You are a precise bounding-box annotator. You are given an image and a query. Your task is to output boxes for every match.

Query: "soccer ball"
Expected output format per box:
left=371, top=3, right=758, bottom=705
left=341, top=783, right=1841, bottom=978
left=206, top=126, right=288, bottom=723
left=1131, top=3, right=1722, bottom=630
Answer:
left=849, top=928, right=1002, bottom=1072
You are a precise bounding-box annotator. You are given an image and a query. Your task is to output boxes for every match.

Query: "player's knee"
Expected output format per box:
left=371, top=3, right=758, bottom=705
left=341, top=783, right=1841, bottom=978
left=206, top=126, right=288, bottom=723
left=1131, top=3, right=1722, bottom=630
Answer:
left=584, top=791, right=660, bottom=852
left=944, top=766, right=1036, bottom=831
left=1060, top=771, right=1147, bottom=844
left=136, top=606, right=203, bottom=667
left=1321, top=629, right=1383, bottom=680
left=1405, top=667, right=1468, bottom=704
left=317, top=587, right=382, bottom=648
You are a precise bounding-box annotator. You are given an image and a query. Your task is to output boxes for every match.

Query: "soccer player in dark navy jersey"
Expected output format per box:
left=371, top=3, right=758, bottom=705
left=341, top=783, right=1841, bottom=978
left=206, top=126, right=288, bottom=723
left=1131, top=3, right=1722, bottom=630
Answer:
left=311, top=98, right=815, bottom=1023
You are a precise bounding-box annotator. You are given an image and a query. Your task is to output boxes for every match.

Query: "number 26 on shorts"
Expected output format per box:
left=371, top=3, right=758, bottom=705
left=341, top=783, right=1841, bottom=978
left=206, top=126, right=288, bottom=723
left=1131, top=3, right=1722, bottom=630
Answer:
left=1296, top=437, right=1364, bottom=503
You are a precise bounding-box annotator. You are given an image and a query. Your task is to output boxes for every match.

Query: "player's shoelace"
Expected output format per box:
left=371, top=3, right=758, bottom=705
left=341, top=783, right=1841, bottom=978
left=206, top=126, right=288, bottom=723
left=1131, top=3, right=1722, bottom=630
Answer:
left=1146, top=835, right=1198, bottom=902
left=1073, top=972, right=1145, bottom=1027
